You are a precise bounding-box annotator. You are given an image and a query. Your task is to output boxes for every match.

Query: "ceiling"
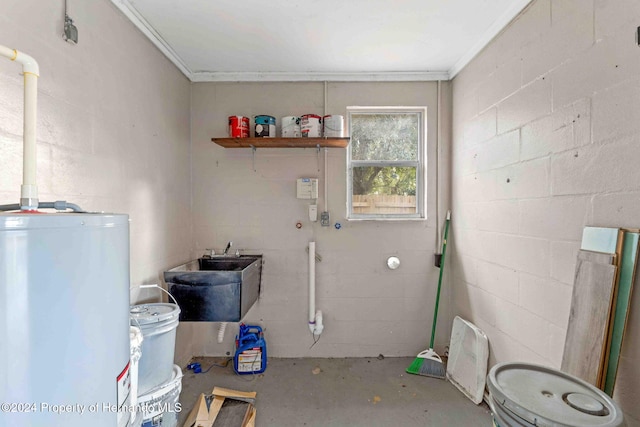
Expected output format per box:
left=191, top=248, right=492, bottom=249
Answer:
left=110, top=0, right=532, bottom=82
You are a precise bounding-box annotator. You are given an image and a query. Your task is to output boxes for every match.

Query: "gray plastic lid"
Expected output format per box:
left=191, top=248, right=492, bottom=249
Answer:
left=487, top=362, right=624, bottom=427
left=130, top=303, right=180, bottom=325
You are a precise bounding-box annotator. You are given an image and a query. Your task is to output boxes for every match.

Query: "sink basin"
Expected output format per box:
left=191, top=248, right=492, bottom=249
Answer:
left=163, top=255, right=262, bottom=322
left=198, top=257, right=256, bottom=271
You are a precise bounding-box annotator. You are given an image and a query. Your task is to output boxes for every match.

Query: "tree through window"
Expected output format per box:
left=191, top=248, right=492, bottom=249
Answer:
left=347, top=107, right=426, bottom=219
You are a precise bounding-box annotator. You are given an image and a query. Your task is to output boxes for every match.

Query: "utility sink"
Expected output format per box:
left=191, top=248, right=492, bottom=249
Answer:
left=198, top=257, right=256, bottom=271
left=163, top=255, right=262, bottom=322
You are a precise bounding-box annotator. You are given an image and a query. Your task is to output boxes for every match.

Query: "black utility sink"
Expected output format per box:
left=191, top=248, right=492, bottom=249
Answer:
left=198, top=257, right=256, bottom=271
left=163, top=255, right=262, bottom=322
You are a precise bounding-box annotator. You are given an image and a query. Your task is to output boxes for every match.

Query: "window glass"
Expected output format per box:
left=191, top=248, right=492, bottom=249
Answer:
left=347, top=107, right=426, bottom=219
left=350, top=113, right=419, bottom=161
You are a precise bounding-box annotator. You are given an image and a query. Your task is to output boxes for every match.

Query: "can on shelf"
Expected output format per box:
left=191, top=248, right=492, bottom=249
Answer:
left=255, top=115, right=276, bottom=138
left=301, top=114, right=322, bottom=138
left=322, top=115, right=344, bottom=137
left=281, top=116, right=301, bottom=137
left=228, top=116, right=250, bottom=138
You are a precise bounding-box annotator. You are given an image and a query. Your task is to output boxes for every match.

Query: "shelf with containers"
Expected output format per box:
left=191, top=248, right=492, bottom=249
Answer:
left=211, top=137, right=350, bottom=149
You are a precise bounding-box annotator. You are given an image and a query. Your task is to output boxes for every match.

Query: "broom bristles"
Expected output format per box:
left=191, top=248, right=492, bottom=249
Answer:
left=406, top=349, right=446, bottom=379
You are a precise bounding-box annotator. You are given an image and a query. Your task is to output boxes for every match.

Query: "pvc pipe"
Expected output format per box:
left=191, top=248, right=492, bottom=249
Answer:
left=21, top=72, right=38, bottom=210
left=217, top=322, right=227, bottom=343
left=324, top=148, right=328, bottom=212
left=322, top=81, right=328, bottom=213
left=0, top=45, right=40, bottom=210
left=314, top=310, right=324, bottom=335
left=0, top=46, right=17, bottom=62
left=436, top=80, right=441, bottom=251
left=323, top=81, right=327, bottom=116
left=0, top=201, right=85, bottom=212
left=309, top=241, right=316, bottom=333
left=308, top=241, right=324, bottom=336
left=12, top=49, right=40, bottom=75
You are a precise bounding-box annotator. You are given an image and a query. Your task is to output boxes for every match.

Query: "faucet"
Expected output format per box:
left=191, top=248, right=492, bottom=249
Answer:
left=223, top=241, right=233, bottom=256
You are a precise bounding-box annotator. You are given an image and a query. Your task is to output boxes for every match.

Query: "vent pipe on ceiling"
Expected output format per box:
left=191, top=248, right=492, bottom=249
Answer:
left=0, top=45, right=40, bottom=211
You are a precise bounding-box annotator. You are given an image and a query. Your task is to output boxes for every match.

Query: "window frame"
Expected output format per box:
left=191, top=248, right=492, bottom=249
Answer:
left=346, top=106, right=427, bottom=220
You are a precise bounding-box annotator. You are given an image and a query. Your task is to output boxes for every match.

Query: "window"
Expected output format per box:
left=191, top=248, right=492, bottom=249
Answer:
left=347, top=107, right=426, bottom=219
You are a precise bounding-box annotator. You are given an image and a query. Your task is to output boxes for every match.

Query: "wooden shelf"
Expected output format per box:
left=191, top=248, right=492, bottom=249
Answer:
left=211, top=137, right=350, bottom=148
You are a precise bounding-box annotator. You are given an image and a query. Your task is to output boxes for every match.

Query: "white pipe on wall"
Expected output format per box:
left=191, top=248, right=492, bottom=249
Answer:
left=0, top=46, right=15, bottom=62
left=324, top=148, right=328, bottom=213
left=314, top=309, right=324, bottom=335
left=0, top=45, right=40, bottom=210
left=22, top=72, right=38, bottom=210
left=308, top=241, right=324, bottom=335
left=309, top=241, right=316, bottom=332
left=323, top=82, right=329, bottom=214
left=436, top=80, right=441, bottom=250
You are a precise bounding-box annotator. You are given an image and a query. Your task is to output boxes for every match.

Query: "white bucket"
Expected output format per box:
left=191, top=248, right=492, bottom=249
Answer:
left=130, top=303, right=180, bottom=395
left=322, top=115, right=344, bottom=137
left=301, top=114, right=322, bottom=137
left=138, top=365, right=183, bottom=427
left=487, top=362, right=624, bottom=427
left=130, top=409, right=144, bottom=427
left=281, top=116, right=301, bottom=137
left=129, top=326, right=144, bottom=425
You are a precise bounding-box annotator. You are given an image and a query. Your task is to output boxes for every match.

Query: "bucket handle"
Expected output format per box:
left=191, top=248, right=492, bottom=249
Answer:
left=138, top=370, right=184, bottom=398
left=130, top=284, right=180, bottom=308
left=238, top=334, right=259, bottom=346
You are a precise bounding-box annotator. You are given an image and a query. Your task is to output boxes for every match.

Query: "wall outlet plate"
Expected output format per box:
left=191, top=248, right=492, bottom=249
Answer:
left=320, top=211, right=330, bottom=226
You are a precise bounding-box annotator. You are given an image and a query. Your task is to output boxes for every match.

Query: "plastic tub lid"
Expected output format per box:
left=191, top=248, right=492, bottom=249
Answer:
left=138, top=365, right=183, bottom=403
left=130, top=303, right=180, bottom=326
left=487, top=362, right=625, bottom=427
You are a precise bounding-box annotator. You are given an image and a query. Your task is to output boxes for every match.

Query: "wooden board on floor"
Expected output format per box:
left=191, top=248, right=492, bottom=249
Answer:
left=182, top=387, right=257, bottom=427
left=211, top=398, right=253, bottom=427
left=561, top=250, right=617, bottom=386
left=182, top=393, right=211, bottom=427
left=603, top=231, right=640, bottom=395
left=208, top=388, right=256, bottom=427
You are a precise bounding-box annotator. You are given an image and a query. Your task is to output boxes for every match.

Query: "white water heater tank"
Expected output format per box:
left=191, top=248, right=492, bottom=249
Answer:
left=0, top=213, right=131, bottom=427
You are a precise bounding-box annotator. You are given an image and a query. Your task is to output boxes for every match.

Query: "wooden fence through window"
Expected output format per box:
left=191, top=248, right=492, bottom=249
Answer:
left=352, top=194, right=416, bottom=214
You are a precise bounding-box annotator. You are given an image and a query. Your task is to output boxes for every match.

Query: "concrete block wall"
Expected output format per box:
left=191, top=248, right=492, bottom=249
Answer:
left=187, top=81, right=452, bottom=359
left=0, top=1, right=193, bottom=364
left=451, top=0, right=640, bottom=422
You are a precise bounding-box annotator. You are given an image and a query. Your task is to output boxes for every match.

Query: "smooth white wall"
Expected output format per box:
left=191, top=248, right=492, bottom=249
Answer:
left=0, top=1, right=193, bottom=363
left=188, top=81, right=451, bottom=358
left=451, top=0, right=640, bottom=422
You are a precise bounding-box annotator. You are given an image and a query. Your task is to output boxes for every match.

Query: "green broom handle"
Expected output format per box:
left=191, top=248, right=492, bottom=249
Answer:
left=430, top=211, right=450, bottom=349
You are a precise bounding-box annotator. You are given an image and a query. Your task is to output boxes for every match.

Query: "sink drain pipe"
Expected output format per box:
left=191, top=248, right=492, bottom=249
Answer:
left=308, top=241, right=324, bottom=335
left=217, top=322, right=228, bottom=343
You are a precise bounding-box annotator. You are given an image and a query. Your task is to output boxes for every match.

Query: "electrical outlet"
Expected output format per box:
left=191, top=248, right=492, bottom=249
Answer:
left=320, top=211, right=330, bottom=226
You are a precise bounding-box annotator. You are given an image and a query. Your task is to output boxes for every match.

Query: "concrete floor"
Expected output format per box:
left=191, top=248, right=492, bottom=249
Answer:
left=177, top=357, right=493, bottom=427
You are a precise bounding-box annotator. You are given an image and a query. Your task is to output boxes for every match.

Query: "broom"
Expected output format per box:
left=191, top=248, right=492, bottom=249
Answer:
left=406, top=210, right=450, bottom=379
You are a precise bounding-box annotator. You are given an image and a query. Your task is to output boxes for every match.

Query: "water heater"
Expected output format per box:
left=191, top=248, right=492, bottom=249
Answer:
left=0, top=213, right=131, bottom=427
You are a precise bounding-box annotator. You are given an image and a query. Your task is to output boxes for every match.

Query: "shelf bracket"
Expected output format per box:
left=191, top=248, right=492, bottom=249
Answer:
left=317, top=144, right=321, bottom=172
left=250, top=145, right=256, bottom=172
